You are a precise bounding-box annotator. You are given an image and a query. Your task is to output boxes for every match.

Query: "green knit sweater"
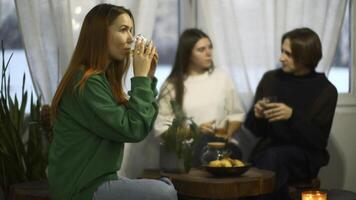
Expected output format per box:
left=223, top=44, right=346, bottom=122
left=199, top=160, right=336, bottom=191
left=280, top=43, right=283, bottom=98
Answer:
left=48, top=71, right=158, bottom=200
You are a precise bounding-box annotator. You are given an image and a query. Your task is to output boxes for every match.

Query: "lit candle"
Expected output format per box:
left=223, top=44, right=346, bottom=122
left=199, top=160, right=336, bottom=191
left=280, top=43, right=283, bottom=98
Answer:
left=302, top=190, right=327, bottom=200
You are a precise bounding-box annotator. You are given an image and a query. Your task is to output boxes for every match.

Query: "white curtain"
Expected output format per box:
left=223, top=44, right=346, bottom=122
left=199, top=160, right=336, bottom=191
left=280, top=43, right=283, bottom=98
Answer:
left=199, top=0, right=347, bottom=109
left=0, top=0, right=3, bottom=27
left=15, top=0, right=74, bottom=104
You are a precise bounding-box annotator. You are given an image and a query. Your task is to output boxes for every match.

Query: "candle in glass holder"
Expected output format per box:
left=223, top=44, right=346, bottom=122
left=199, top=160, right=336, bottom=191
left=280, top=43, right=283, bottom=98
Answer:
left=302, top=190, right=327, bottom=200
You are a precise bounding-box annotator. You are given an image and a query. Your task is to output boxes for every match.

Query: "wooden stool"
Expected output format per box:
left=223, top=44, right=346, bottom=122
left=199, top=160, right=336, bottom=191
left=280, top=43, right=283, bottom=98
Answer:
left=8, top=180, right=50, bottom=200
left=288, top=178, right=320, bottom=200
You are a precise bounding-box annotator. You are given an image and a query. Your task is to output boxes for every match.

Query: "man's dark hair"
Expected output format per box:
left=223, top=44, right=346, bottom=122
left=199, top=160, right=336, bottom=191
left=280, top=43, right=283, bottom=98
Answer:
left=282, top=27, right=322, bottom=70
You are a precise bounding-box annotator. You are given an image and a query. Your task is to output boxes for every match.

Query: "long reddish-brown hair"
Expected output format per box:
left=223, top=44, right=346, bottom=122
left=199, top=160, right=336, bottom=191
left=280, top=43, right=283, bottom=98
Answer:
left=51, top=4, right=134, bottom=118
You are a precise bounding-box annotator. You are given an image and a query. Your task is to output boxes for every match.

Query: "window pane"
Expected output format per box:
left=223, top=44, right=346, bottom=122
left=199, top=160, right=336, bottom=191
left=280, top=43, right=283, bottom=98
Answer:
left=152, top=0, right=179, bottom=90
left=0, top=0, right=35, bottom=112
left=328, top=0, right=351, bottom=93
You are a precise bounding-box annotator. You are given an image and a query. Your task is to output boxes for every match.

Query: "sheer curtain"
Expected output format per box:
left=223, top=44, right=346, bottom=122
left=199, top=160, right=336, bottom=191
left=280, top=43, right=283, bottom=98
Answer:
left=15, top=0, right=74, bottom=104
left=199, top=0, right=347, bottom=159
left=199, top=0, right=347, bottom=109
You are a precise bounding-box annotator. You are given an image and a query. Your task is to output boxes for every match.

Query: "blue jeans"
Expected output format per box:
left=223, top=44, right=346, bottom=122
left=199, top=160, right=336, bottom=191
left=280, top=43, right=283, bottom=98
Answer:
left=93, top=177, right=177, bottom=200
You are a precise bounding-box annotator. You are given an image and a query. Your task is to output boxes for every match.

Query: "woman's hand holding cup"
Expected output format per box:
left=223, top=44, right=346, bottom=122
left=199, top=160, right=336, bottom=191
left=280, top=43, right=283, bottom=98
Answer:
left=132, top=35, right=157, bottom=77
left=199, top=120, right=215, bottom=135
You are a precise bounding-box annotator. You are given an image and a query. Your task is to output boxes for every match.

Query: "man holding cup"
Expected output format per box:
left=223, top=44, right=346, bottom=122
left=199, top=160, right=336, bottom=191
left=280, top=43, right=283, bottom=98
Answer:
left=245, top=28, right=337, bottom=200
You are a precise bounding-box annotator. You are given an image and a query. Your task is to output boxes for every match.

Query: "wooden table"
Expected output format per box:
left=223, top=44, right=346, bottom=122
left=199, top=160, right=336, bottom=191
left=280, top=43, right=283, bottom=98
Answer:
left=142, top=167, right=275, bottom=199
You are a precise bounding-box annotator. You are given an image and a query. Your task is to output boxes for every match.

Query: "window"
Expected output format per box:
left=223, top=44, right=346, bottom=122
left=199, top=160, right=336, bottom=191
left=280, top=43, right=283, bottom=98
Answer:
left=328, top=0, right=351, bottom=94
left=152, top=0, right=179, bottom=90
left=0, top=0, right=35, bottom=112
left=336, top=0, right=356, bottom=106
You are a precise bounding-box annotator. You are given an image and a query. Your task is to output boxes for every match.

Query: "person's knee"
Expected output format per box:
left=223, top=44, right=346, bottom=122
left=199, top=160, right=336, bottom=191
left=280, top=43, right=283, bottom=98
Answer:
left=155, top=185, right=177, bottom=200
left=151, top=178, right=177, bottom=200
left=254, top=148, right=282, bottom=170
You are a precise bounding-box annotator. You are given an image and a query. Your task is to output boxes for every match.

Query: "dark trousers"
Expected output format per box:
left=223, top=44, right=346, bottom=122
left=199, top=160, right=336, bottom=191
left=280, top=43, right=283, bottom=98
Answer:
left=250, top=145, right=311, bottom=200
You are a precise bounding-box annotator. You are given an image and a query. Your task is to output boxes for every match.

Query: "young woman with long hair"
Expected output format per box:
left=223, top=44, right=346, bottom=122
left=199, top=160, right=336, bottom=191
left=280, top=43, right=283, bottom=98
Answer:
left=154, top=28, right=245, bottom=166
left=49, top=4, right=177, bottom=200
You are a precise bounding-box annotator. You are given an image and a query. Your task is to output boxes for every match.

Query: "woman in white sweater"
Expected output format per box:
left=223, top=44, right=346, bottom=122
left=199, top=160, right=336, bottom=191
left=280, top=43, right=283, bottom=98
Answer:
left=154, top=28, right=245, bottom=166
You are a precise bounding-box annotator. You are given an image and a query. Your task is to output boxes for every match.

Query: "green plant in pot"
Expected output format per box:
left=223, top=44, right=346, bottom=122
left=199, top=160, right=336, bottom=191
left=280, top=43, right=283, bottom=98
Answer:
left=160, top=100, right=200, bottom=173
left=0, top=41, right=50, bottom=198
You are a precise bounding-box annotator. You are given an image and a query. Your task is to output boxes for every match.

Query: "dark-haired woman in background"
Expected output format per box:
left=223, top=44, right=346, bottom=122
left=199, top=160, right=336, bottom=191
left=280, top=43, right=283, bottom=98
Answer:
left=154, top=28, right=245, bottom=166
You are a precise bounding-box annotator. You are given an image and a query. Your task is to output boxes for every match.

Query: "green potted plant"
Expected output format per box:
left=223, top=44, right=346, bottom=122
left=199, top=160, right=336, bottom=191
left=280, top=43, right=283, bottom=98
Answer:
left=0, top=41, right=50, bottom=198
left=160, top=100, right=200, bottom=173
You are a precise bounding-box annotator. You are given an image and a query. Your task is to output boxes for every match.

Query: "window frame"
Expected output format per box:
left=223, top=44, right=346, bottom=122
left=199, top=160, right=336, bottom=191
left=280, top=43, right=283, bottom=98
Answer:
left=338, top=0, right=356, bottom=107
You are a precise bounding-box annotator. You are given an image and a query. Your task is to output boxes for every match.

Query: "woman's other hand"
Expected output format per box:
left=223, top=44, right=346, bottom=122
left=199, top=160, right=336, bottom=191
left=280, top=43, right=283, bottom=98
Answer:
left=132, top=39, right=156, bottom=77
left=199, top=120, right=216, bottom=134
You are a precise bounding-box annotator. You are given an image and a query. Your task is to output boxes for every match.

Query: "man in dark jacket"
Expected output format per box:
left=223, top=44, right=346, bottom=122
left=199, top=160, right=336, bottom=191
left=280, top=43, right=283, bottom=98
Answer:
left=245, top=27, right=338, bottom=200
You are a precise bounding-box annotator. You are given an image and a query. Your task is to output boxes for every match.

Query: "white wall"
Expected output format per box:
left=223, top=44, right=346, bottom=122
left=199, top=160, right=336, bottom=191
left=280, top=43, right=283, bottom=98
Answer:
left=319, top=106, right=356, bottom=191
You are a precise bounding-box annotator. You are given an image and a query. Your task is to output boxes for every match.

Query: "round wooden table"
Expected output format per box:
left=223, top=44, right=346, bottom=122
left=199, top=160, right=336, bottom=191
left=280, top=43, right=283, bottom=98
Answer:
left=160, top=167, right=275, bottom=199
